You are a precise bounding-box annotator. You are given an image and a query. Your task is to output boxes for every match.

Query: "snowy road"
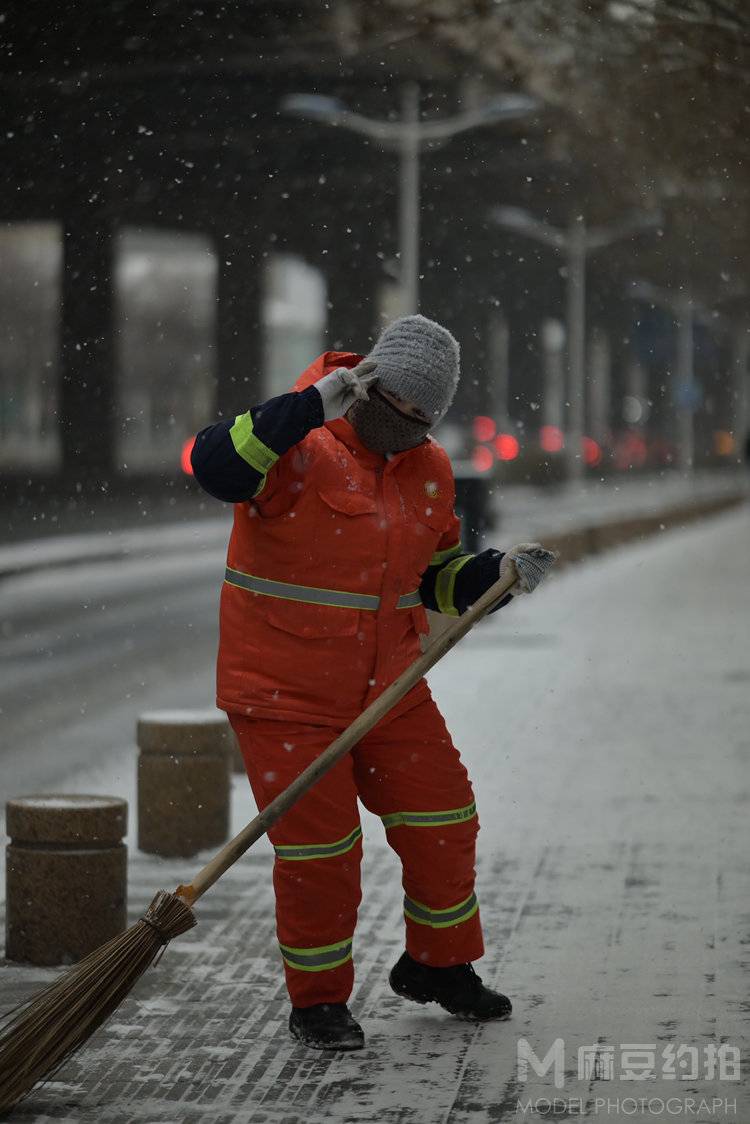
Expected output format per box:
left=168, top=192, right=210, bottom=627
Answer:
left=0, top=545, right=224, bottom=795
left=1, top=503, right=748, bottom=1122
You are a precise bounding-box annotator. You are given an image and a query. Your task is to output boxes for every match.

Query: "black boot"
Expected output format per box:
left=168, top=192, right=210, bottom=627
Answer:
left=288, top=1002, right=365, bottom=1050
left=389, top=952, right=512, bottom=1021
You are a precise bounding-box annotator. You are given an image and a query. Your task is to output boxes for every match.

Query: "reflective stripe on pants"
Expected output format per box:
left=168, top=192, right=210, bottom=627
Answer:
left=381, top=801, right=477, bottom=830
left=404, top=891, right=479, bottom=929
left=279, top=939, right=353, bottom=972
left=273, top=825, right=362, bottom=861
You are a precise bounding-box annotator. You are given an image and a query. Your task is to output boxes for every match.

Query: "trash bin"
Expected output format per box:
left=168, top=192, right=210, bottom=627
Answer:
left=452, top=463, right=493, bottom=553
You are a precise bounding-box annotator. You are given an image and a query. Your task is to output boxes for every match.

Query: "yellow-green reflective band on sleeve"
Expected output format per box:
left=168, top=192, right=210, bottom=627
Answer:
left=229, top=411, right=279, bottom=476
left=429, top=542, right=464, bottom=567
left=404, top=891, right=478, bottom=929
left=381, top=801, right=476, bottom=830
left=279, top=938, right=353, bottom=972
left=435, top=553, right=474, bottom=616
left=273, top=825, right=362, bottom=861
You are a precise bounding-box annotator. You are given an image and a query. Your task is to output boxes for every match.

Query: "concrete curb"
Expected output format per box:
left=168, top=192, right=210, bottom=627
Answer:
left=542, top=492, right=745, bottom=566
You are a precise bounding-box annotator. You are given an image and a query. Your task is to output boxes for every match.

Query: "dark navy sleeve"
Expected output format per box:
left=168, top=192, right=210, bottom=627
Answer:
left=454, top=549, right=513, bottom=614
left=191, top=385, right=324, bottom=503
left=419, top=549, right=513, bottom=615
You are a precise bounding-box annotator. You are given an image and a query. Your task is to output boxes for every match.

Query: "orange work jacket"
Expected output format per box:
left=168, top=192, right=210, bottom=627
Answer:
left=216, top=351, right=461, bottom=727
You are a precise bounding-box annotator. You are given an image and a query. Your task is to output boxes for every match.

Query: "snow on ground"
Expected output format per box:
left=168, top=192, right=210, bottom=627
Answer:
left=1, top=504, right=748, bottom=1122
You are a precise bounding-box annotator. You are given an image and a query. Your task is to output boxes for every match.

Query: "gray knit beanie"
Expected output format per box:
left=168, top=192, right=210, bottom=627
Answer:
left=366, top=314, right=460, bottom=422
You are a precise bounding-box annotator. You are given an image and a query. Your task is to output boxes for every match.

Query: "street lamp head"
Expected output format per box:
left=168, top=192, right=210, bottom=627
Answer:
left=479, top=93, right=540, bottom=121
left=280, top=93, right=347, bottom=122
left=490, top=205, right=536, bottom=231
left=489, top=206, right=566, bottom=249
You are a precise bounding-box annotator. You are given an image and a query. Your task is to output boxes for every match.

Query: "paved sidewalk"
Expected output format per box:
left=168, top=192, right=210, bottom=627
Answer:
left=2, top=503, right=749, bottom=1123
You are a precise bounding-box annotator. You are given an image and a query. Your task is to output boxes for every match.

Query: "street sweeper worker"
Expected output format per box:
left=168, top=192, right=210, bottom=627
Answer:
left=191, top=314, right=555, bottom=1051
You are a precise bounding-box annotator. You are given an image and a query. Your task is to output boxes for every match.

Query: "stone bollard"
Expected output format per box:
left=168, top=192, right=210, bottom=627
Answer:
left=137, top=709, right=231, bottom=857
left=5, top=794, right=128, bottom=966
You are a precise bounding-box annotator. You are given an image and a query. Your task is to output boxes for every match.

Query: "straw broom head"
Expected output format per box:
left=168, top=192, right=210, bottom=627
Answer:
left=0, top=889, right=196, bottom=1117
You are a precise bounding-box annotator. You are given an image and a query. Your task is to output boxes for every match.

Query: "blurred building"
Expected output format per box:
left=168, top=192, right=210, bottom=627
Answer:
left=0, top=2, right=741, bottom=496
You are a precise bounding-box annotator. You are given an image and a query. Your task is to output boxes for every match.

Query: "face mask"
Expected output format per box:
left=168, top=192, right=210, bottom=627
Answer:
left=347, top=388, right=432, bottom=455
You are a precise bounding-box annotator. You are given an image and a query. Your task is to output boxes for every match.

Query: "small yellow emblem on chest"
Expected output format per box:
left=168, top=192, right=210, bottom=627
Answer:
left=424, top=480, right=439, bottom=498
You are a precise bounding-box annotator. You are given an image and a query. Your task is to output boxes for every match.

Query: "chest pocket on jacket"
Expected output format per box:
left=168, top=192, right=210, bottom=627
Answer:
left=317, top=488, right=378, bottom=519
left=408, top=495, right=448, bottom=533
left=262, top=487, right=378, bottom=639
left=404, top=495, right=448, bottom=574
left=315, top=485, right=380, bottom=573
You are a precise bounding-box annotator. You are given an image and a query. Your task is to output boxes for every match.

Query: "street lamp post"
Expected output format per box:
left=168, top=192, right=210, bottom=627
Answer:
left=490, top=207, right=661, bottom=481
left=399, top=84, right=420, bottom=317
left=629, top=281, right=699, bottom=473
left=567, top=217, right=587, bottom=479
left=729, top=315, right=750, bottom=460
left=675, top=298, right=696, bottom=471
left=282, top=87, right=538, bottom=316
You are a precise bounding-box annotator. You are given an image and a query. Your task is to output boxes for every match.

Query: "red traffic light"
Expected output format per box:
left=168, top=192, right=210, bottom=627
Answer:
left=181, top=436, right=196, bottom=476
left=495, top=433, right=520, bottom=461
left=582, top=436, right=602, bottom=467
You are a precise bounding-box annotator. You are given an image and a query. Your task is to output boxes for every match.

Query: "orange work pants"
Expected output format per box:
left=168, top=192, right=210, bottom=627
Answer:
left=230, top=694, right=484, bottom=1008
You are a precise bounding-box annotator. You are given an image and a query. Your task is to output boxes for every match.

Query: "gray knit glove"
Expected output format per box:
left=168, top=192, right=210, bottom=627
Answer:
left=499, top=543, right=557, bottom=595
left=315, top=359, right=378, bottom=422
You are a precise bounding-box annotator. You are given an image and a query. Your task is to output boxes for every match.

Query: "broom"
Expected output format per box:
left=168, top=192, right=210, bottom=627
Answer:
left=0, top=566, right=522, bottom=1115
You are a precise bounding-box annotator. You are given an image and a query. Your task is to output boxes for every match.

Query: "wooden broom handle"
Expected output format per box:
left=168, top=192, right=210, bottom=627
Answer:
left=176, top=568, right=518, bottom=906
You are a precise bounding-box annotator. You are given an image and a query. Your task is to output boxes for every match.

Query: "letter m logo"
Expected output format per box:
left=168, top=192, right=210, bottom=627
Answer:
left=517, top=1038, right=566, bottom=1090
